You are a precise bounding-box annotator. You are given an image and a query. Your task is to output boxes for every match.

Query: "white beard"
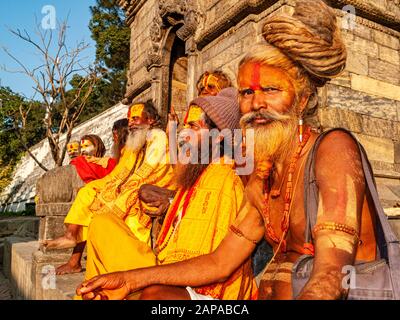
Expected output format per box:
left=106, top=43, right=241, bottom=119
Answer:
left=240, top=110, right=297, bottom=164
left=126, top=125, right=150, bottom=153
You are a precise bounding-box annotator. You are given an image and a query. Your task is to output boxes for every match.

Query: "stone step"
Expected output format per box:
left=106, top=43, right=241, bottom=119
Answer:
left=44, top=272, right=85, bottom=300
left=3, top=237, right=85, bottom=300
left=3, top=237, right=38, bottom=299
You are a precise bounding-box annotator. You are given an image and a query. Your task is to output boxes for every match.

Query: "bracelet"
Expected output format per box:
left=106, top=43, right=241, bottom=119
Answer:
left=313, top=222, right=360, bottom=242
left=230, top=225, right=258, bottom=244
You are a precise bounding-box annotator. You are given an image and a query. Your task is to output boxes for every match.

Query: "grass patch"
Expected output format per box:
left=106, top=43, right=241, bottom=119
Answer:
left=0, top=206, right=35, bottom=218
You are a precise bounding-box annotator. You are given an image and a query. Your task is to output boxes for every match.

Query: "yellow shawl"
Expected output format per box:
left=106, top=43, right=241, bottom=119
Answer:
left=155, top=161, right=258, bottom=300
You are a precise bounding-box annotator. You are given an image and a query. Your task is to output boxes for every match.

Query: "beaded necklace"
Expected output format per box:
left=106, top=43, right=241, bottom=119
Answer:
left=155, top=173, right=203, bottom=253
left=262, top=127, right=311, bottom=253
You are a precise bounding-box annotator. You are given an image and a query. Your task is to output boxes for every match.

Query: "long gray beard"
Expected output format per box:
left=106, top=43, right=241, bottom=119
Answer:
left=240, top=110, right=298, bottom=164
left=126, top=125, right=150, bottom=153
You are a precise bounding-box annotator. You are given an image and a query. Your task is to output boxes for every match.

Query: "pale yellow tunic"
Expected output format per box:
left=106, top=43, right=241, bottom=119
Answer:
left=64, top=128, right=175, bottom=246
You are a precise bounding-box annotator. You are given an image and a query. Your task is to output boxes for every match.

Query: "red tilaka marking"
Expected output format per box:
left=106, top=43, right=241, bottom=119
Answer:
left=183, top=110, right=189, bottom=124
left=250, top=63, right=262, bottom=91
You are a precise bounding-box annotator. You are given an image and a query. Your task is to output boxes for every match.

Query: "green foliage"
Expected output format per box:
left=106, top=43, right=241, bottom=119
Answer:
left=0, top=87, right=46, bottom=192
left=89, top=0, right=130, bottom=71
left=74, top=0, right=130, bottom=125
left=0, top=209, right=35, bottom=218
left=0, top=161, right=15, bottom=193
left=0, top=0, right=130, bottom=191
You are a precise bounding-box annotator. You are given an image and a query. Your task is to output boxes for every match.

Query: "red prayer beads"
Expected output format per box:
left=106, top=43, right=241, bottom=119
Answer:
left=262, top=127, right=311, bottom=253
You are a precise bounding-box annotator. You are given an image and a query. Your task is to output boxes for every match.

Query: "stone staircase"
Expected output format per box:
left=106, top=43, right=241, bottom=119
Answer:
left=2, top=237, right=85, bottom=300
left=0, top=216, right=86, bottom=300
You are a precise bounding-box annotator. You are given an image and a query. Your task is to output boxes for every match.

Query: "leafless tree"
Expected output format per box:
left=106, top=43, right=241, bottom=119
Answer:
left=2, top=20, right=100, bottom=169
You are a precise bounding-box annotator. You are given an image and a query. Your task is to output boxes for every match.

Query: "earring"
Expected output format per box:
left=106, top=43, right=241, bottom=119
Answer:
left=298, top=117, right=304, bottom=143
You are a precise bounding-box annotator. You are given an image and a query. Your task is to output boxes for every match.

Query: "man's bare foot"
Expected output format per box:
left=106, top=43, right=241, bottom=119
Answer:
left=41, top=236, right=77, bottom=249
left=56, top=262, right=83, bottom=275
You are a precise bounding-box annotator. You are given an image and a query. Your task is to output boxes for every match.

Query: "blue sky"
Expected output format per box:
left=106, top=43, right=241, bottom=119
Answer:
left=0, top=0, right=97, bottom=98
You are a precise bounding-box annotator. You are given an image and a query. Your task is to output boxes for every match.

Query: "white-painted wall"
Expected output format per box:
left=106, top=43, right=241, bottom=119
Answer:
left=0, top=102, right=129, bottom=212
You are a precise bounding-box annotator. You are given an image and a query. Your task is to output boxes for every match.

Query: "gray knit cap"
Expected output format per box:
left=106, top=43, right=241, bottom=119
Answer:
left=189, top=87, right=240, bottom=131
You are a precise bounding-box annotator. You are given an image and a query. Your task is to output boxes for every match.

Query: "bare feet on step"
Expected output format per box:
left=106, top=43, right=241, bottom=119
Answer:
left=41, top=235, right=77, bottom=249
left=56, top=262, right=83, bottom=275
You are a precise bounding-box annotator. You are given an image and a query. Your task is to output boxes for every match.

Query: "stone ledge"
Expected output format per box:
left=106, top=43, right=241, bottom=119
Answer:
left=385, top=208, right=400, bottom=217
left=0, top=217, right=39, bottom=239
left=32, top=250, right=86, bottom=300
left=43, top=272, right=84, bottom=300
left=3, top=239, right=85, bottom=300
left=3, top=237, right=38, bottom=300
left=350, top=74, right=400, bottom=101
left=388, top=218, right=400, bottom=242
left=35, top=203, right=72, bottom=217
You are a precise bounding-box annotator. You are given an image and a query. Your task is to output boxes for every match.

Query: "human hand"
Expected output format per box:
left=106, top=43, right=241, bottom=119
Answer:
left=76, top=272, right=132, bottom=300
left=139, top=184, right=175, bottom=217
left=245, top=172, right=265, bottom=214
left=167, top=106, right=179, bottom=137
left=168, top=105, right=179, bottom=124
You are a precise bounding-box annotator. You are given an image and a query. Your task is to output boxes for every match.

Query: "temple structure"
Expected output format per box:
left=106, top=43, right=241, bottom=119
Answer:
left=118, top=0, right=400, bottom=207
left=1, top=0, right=400, bottom=301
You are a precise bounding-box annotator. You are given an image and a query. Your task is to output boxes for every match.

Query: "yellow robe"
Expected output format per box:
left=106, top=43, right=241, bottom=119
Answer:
left=84, top=160, right=258, bottom=300
left=155, top=161, right=258, bottom=300
left=64, top=128, right=175, bottom=246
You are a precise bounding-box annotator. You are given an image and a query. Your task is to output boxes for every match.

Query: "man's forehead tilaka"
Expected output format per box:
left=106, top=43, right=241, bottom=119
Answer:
left=128, top=103, right=145, bottom=119
left=250, top=62, right=262, bottom=91
left=183, top=105, right=204, bottom=125
left=80, top=139, right=94, bottom=146
left=68, top=141, right=80, bottom=151
left=199, top=74, right=221, bottom=92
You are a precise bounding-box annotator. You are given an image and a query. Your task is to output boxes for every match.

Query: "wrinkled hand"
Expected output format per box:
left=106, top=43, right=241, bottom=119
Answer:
left=245, top=172, right=265, bottom=214
left=139, top=184, right=176, bottom=217
left=166, top=106, right=179, bottom=137
left=76, top=272, right=132, bottom=300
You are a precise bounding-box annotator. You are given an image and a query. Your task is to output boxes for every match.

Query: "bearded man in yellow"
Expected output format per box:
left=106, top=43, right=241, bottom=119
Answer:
left=77, top=88, right=258, bottom=300
left=42, top=101, right=174, bottom=275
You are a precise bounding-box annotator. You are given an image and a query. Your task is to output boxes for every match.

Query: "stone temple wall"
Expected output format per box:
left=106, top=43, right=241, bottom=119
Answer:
left=0, top=103, right=129, bottom=212
left=118, top=0, right=400, bottom=207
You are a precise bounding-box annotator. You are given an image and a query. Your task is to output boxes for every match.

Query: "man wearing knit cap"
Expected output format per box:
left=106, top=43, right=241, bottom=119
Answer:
left=77, top=88, right=258, bottom=300
left=77, top=0, right=382, bottom=300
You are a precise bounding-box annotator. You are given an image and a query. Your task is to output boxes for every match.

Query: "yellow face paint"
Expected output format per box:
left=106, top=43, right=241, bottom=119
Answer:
left=203, top=74, right=219, bottom=89
left=80, top=139, right=95, bottom=156
left=183, top=105, right=204, bottom=126
left=128, top=103, right=145, bottom=120
left=67, top=141, right=80, bottom=154
left=67, top=141, right=80, bottom=158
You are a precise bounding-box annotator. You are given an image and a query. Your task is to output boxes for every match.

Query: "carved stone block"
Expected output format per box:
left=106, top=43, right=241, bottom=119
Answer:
left=368, top=57, right=400, bottom=86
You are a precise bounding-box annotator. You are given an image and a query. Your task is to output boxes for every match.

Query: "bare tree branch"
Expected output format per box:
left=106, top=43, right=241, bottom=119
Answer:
left=3, top=19, right=101, bottom=167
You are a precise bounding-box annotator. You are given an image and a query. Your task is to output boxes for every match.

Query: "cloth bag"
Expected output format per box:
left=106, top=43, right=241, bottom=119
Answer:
left=292, top=129, right=400, bottom=300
